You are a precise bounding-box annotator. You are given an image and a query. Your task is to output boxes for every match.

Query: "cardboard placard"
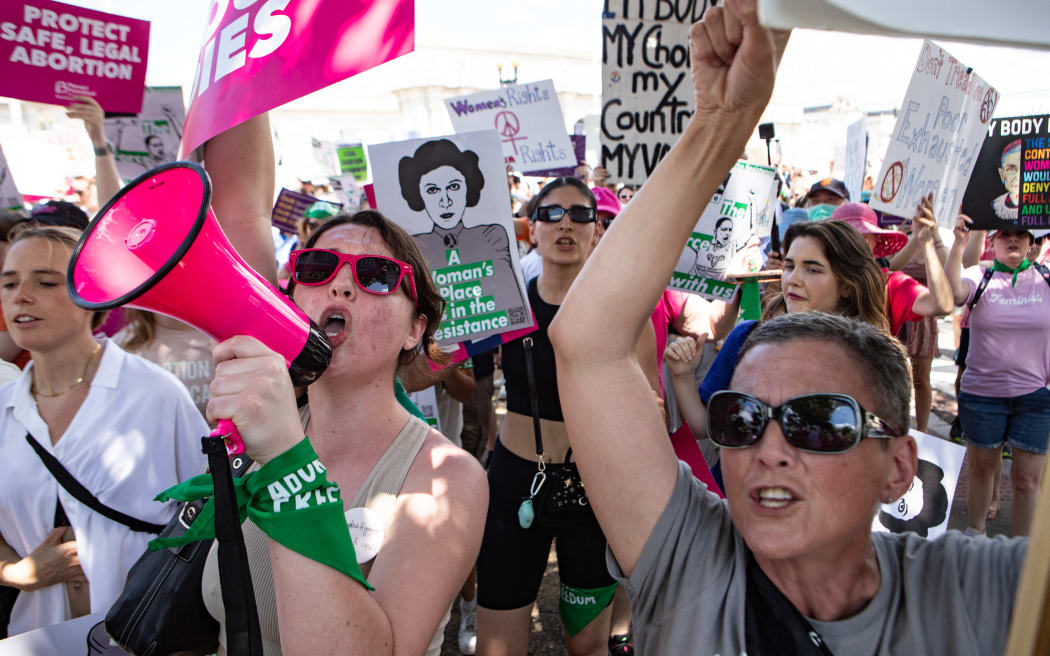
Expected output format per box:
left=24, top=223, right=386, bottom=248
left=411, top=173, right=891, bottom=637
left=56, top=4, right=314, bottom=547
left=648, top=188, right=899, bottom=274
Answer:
left=444, top=79, right=576, bottom=175
left=180, top=0, right=414, bottom=156
left=601, top=2, right=712, bottom=185
left=329, top=174, right=362, bottom=212
left=869, top=40, right=998, bottom=227
left=670, top=161, right=777, bottom=301
left=0, top=0, right=149, bottom=113
left=103, top=86, right=184, bottom=179
left=0, top=144, right=23, bottom=210
left=369, top=130, right=532, bottom=346
left=271, top=188, right=339, bottom=235
left=336, top=142, right=368, bottom=181
left=871, top=429, right=966, bottom=539
left=961, top=115, right=1050, bottom=230
left=758, top=0, right=1050, bottom=51
left=844, top=117, right=868, bottom=204
left=524, top=134, right=586, bottom=178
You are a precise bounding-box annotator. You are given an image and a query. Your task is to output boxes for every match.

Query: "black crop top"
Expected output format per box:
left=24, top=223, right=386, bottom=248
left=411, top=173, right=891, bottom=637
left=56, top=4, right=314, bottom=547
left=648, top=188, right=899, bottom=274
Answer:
left=501, top=277, right=563, bottom=422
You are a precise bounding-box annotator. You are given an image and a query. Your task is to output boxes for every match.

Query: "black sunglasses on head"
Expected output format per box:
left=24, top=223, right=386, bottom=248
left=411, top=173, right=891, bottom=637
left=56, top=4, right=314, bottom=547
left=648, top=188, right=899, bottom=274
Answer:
left=533, top=205, right=597, bottom=223
left=706, top=391, right=898, bottom=454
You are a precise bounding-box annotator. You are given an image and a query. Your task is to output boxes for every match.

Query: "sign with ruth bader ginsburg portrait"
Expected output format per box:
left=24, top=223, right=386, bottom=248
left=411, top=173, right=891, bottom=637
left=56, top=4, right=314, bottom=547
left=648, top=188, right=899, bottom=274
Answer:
left=369, top=130, right=532, bottom=347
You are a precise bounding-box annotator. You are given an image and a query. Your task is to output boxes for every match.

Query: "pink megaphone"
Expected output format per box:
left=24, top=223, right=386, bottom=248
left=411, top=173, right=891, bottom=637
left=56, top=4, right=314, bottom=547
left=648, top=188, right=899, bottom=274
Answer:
left=67, top=162, right=331, bottom=455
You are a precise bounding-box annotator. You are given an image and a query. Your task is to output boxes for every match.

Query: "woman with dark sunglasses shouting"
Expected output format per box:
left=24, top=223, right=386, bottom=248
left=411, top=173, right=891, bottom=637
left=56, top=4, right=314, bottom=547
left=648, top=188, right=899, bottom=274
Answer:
left=548, top=2, right=1026, bottom=655
left=475, top=176, right=660, bottom=656
left=199, top=210, right=488, bottom=656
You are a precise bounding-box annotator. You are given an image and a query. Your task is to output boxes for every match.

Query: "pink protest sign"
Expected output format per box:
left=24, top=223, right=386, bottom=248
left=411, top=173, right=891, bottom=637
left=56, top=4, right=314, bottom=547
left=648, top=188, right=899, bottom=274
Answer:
left=0, top=0, right=149, bottom=113
left=180, top=0, right=414, bottom=157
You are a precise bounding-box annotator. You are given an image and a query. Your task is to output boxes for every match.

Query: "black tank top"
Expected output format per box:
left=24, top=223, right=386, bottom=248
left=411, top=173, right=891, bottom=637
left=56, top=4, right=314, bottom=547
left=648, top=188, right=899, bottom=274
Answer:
left=502, top=277, right=563, bottom=421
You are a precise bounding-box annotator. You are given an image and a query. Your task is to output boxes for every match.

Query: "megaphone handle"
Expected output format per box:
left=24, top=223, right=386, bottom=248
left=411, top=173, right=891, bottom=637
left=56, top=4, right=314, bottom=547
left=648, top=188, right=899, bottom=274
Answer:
left=213, top=419, right=246, bottom=456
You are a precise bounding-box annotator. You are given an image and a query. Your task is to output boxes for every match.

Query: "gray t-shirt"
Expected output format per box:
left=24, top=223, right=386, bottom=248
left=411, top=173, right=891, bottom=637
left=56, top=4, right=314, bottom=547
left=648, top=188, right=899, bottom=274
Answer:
left=608, top=461, right=1028, bottom=655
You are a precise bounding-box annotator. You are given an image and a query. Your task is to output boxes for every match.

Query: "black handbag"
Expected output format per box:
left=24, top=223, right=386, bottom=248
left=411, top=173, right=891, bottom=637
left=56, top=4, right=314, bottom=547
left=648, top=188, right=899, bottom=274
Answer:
left=518, top=337, right=601, bottom=532
left=104, top=447, right=255, bottom=656
left=535, top=449, right=600, bottom=531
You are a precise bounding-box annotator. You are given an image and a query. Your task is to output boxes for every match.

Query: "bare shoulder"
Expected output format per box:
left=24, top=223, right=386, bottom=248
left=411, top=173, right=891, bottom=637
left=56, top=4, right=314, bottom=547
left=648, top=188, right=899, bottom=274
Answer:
left=398, top=427, right=488, bottom=520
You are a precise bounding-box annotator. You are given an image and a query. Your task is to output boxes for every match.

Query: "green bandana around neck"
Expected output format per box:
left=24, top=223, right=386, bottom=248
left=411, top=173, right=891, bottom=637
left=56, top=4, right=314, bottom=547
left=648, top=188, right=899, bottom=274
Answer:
left=149, top=437, right=372, bottom=590
left=991, top=257, right=1032, bottom=288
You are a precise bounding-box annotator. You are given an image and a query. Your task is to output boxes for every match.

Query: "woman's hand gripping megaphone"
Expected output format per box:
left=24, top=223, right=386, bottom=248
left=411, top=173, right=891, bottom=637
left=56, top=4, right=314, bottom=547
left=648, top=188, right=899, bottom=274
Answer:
left=207, top=335, right=306, bottom=464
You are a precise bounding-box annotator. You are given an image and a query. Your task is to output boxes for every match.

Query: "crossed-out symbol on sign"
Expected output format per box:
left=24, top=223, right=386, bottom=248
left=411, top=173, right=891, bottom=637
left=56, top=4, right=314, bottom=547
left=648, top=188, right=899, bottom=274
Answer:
left=880, top=161, right=905, bottom=203
left=495, top=110, right=527, bottom=157
left=980, top=88, right=999, bottom=124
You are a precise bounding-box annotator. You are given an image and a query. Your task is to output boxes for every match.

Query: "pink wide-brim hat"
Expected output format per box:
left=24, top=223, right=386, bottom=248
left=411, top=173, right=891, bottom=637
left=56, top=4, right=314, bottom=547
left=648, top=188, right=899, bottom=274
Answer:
left=831, top=203, right=907, bottom=258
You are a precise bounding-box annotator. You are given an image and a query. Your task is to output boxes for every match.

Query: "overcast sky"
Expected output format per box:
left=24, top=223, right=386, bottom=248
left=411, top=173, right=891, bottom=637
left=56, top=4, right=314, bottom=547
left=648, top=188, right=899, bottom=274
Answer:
left=28, top=1, right=1050, bottom=118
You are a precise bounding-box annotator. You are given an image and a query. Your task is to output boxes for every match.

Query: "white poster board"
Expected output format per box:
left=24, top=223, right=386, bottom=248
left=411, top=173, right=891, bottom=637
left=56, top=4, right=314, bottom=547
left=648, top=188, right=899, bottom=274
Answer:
left=311, top=138, right=339, bottom=177
left=444, top=80, right=576, bottom=175
left=670, top=161, right=777, bottom=301
left=872, top=429, right=966, bottom=539
left=369, top=130, right=532, bottom=346
left=104, top=86, right=185, bottom=180
left=601, top=3, right=711, bottom=184
left=758, top=0, right=1050, bottom=51
left=844, top=117, right=868, bottom=204
left=869, top=41, right=998, bottom=226
left=407, top=387, right=441, bottom=433
left=0, top=144, right=22, bottom=209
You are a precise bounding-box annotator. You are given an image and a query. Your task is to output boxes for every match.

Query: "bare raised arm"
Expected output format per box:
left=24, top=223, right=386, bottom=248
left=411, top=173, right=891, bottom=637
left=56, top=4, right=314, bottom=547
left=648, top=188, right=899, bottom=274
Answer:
left=946, top=215, right=974, bottom=305
left=204, top=114, right=278, bottom=285
left=549, top=0, right=788, bottom=576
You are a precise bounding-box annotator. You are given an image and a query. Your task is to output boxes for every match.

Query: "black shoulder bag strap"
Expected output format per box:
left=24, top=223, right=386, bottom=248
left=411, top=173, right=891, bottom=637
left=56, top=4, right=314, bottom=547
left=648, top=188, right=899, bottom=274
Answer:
left=744, top=550, right=835, bottom=656
left=24, top=433, right=164, bottom=534
left=523, top=336, right=543, bottom=462
left=966, top=267, right=995, bottom=313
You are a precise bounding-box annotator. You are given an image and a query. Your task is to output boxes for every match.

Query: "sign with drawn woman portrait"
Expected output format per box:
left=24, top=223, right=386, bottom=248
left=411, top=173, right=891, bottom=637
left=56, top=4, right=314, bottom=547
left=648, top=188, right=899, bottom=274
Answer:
left=369, top=130, right=531, bottom=346
left=670, top=160, right=777, bottom=301
left=871, top=429, right=966, bottom=539
left=103, top=86, right=185, bottom=179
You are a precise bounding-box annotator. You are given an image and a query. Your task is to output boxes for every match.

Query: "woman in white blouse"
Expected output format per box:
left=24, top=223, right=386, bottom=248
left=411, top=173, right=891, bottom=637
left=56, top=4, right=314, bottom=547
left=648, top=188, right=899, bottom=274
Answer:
left=0, top=224, right=206, bottom=636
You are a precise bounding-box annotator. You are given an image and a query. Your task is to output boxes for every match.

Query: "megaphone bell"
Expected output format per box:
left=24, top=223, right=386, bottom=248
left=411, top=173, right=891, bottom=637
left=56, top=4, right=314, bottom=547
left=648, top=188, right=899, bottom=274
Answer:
left=67, top=162, right=332, bottom=455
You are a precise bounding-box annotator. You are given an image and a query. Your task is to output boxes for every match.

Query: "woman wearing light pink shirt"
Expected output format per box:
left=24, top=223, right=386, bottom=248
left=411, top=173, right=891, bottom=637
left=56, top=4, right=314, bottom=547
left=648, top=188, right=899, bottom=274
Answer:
left=947, top=217, right=1050, bottom=536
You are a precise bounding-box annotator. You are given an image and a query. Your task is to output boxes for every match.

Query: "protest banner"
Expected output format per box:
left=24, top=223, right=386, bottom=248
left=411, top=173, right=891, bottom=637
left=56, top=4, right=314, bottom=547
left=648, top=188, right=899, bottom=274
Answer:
left=869, top=40, right=998, bottom=227
left=517, top=134, right=586, bottom=178
left=0, top=0, right=149, bottom=113
left=336, top=142, right=368, bottom=181
left=871, top=429, right=965, bottom=540
left=180, top=0, right=414, bottom=157
left=962, top=115, right=1050, bottom=230
left=444, top=80, right=576, bottom=175
left=311, top=138, right=339, bottom=176
left=329, top=173, right=362, bottom=212
left=0, top=144, right=23, bottom=210
left=271, top=187, right=339, bottom=235
left=407, top=387, right=440, bottom=432
left=843, top=117, right=868, bottom=204
left=103, top=86, right=184, bottom=179
left=670, top=160, right=777, bottom=302
left=601, top=2, right=715, bottom=185
left=369, top=130, right=532, bottom=347
left=758, top=0, right=1050, bottom=51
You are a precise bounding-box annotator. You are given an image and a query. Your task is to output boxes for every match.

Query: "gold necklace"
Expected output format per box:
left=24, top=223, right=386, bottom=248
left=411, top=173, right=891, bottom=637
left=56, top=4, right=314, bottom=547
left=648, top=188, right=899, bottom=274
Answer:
left=32, top=343, right=102, bottom=398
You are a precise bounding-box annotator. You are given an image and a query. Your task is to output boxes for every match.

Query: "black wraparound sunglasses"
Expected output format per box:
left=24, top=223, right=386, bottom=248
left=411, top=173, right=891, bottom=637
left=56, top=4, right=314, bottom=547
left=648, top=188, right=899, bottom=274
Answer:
left=706, top=391, right=899, bottom=454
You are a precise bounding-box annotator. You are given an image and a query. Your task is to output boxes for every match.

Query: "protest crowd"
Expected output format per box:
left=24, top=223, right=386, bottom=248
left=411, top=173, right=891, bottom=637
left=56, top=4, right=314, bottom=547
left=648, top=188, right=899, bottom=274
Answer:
left=1, top=0, right=1049, bottom=655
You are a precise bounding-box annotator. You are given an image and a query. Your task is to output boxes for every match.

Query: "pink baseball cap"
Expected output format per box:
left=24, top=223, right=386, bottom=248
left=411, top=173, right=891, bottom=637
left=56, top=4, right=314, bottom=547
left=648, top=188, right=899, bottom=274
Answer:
left=831, top=203, right=907, bottom=258
left=591, top=186, right=622, bottom=218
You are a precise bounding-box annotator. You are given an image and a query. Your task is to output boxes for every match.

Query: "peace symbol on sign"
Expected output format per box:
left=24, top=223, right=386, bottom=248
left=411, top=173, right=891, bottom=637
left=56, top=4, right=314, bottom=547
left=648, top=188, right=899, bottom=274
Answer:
left=980, top=89, right=999, bottom=124
left=880, top=162, right=905, bottom=203
left=494, top=111, right=520, bottom=138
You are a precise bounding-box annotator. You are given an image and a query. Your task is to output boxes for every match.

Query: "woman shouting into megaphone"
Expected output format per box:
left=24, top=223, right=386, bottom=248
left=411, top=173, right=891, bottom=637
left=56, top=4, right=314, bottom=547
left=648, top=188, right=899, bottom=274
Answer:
left=198, top=210, right=488, bottom=656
